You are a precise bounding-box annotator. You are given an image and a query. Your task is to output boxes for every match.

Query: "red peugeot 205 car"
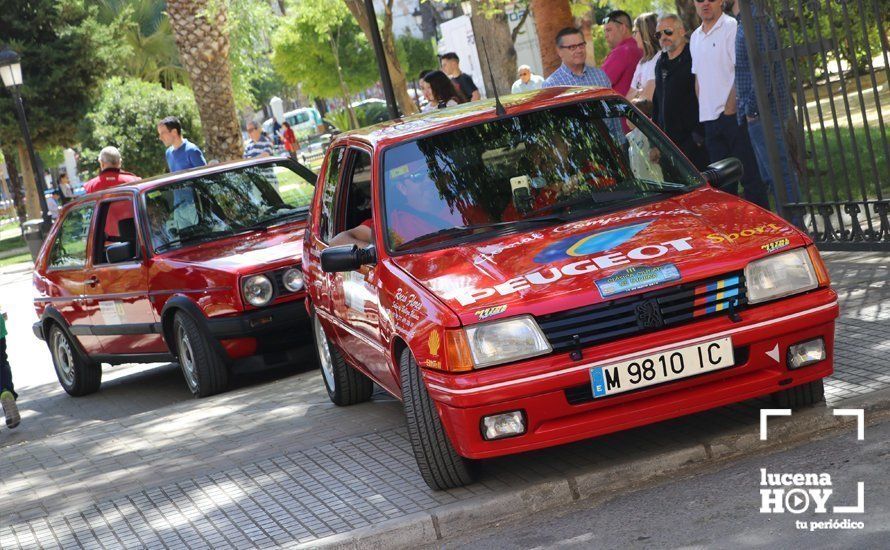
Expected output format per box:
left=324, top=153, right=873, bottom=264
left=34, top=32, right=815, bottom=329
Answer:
left=32, top=156, right=316, bottom=397
left=303, top=87, right=838, bottom=489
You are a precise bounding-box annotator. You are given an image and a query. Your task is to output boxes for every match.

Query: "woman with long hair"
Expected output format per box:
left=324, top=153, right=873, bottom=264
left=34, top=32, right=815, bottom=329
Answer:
left=626, top=12, right=661, bottom=101
left=422, top=70, right=466, bottom=109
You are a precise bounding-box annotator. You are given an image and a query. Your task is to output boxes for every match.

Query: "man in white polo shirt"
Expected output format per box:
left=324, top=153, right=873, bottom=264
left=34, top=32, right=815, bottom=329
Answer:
left=690, top=0, right=769, bottom=210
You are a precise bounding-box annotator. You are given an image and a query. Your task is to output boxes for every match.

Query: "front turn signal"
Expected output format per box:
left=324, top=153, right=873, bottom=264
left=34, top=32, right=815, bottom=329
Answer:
left=443, top=329, right=475, bottom=373
left=807, top=245, right=831, bottom=287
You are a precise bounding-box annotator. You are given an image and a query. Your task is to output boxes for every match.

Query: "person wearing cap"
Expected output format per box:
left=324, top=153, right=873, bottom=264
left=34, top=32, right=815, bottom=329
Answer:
left=83, top=146, right=141, bottom=194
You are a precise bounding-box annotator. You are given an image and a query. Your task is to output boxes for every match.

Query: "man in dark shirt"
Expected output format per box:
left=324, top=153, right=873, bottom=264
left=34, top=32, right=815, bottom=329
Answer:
left=651, top=14, right=709, bottom=170
left=440, top=52, right=480, bottom=102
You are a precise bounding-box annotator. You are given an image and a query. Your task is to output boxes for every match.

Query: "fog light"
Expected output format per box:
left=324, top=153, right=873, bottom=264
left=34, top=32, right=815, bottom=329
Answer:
left=787, top=338, right=826, bottom=369
left=481, top=411, right=526, bottom=441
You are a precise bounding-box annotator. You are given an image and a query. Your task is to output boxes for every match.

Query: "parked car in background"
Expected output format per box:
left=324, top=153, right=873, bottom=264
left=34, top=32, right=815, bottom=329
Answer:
left=302, top=87, right=838, bottom=490
left=32, top=157, right=317, bottom=397
left=264, top=107, right=325, bottom=143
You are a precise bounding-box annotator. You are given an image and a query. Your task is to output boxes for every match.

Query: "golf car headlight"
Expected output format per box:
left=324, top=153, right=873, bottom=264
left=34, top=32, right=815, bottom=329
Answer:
left=464, top=315, right=552, bottom=368
left=242, top=274, right=274, bottom=307
left=745, top=248, right=818, bottom=304
left=282, top=267, right=304, bottom=292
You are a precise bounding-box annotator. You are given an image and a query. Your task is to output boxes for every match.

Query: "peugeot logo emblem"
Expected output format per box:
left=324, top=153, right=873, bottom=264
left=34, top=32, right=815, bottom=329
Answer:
left=635, top=299, right=663, bottom=329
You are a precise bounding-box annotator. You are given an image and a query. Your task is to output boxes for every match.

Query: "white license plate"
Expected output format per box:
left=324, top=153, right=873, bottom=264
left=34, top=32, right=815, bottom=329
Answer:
left=590, top=337, right=735, bottom=398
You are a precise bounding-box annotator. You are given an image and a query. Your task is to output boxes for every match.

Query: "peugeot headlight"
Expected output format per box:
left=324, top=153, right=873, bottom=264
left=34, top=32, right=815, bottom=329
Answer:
left=745, top=248, right=818, bottom=304
left=282, top=267, right=304, bottom=292
left=242, top=274, right=274, bottom=307
left=464, top=315, right=552, bottom=368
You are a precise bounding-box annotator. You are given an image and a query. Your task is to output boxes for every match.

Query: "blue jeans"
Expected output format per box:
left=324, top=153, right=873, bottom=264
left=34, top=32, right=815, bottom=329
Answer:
left=0, top=338, right=16, bottom=399
left=747, top=116, right=801, bottom=207
left=703, top=114, right=771, bottom=211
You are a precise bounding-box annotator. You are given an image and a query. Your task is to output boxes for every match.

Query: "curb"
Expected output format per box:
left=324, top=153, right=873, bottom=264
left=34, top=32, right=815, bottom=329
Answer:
left=300, top=388, right=890, bottom=549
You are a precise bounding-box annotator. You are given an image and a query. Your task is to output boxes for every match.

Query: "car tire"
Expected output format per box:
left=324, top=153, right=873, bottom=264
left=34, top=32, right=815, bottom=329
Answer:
left=48, top=324, right=101, bottom=396
left=772, top=379, right=825, bottom=409
left=400, top=348, right=475, bottom=490
left=312, top=313, right=373, bottom=406
left=173, top=311, right=229, bottom=397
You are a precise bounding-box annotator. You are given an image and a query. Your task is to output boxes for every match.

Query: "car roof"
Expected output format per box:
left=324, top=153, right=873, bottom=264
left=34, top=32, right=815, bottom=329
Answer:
left=337, top=86, right=617, bottom=148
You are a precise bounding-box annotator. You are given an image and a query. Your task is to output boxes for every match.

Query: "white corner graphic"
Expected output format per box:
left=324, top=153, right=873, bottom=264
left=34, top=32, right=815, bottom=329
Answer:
left=765, top=343, right=780, bottom=363
left=833, top=482, right=865, bottom=514
left=760, top=408, right=792, bottom=440
left=833, top=408, right=865, bottom=440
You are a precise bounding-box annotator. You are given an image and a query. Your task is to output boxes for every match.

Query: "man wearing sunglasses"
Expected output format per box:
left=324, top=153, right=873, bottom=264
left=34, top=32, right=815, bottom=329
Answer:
left=651, top=15, right=709, bottom=170
left=543, top=27, right=611, bottom=90
left=690, top=0, right=770, bottom=209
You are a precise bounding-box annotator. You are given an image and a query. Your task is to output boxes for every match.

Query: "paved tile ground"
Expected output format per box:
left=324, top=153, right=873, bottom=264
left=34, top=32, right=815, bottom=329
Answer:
left=0, top=251, right=887, bottom=549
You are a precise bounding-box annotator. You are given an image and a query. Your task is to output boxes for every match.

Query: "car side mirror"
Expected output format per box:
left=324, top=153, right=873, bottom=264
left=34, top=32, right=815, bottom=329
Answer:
left=702, top=157, right=744, bottom=190
left=320, top=245, right=377, bottom=273
left=106, top=242, right=138, bottom=264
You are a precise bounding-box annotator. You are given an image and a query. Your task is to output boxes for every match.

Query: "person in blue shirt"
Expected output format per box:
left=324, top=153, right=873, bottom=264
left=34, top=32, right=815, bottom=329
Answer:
left=157, top=116, right=207, bottom=172
left=543, top=27, right=612, bottom=89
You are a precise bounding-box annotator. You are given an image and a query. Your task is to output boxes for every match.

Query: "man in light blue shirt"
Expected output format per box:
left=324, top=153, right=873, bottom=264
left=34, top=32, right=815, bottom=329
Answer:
left=511, top=65, right=545, bottom=94
left=157, top=116, right=206, bottom=172
left=543, top=27, right=612, bottom=89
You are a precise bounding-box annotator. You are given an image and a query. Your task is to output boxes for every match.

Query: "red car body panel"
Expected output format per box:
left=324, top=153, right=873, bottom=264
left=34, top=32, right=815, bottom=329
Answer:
left=303, top=87, right=838, bottom=461
left=33, top=157, right=310, bottom=368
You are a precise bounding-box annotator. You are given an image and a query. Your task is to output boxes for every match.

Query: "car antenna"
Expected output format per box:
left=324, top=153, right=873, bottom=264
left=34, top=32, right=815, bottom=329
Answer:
left=478, top=33, right=507, bottom=117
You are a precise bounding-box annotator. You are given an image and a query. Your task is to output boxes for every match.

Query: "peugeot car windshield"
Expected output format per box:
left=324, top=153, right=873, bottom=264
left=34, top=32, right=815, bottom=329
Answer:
left=145, top=161, right=314, bottom=253
left=382, top=99, right=703, bottom=252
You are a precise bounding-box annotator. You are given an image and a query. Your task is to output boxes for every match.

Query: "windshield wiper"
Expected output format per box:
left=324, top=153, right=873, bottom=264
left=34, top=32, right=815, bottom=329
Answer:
left=399, top=215, right=565, bottom=250
left=634, top=179, right=690, bottom=194
left=155, top=230, right=237, bottom=253
left=239, top=207, right=308, bottom=232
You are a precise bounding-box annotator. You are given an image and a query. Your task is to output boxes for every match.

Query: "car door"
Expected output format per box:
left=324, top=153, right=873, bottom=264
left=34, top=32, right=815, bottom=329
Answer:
left=327, top=147, right=394, bottom=393
left=84, top=193, right=167, bottom=356
left=306, top=145, right=346, bottom=319
left=43, top=201, right=103, bottom=355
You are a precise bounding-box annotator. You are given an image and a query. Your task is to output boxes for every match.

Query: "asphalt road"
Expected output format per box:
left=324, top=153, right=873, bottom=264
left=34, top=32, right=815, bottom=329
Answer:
left=437, top=418, right=889, bottom=550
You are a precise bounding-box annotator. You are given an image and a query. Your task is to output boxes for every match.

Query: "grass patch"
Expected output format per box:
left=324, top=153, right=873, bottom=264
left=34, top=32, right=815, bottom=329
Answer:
left=274, top=167, right=316, bottom=208
left=0, top=233, right=25, bottom=254
left=0, top=251, right=32, bottom=268
left=800, top=123, right=889, bottom=202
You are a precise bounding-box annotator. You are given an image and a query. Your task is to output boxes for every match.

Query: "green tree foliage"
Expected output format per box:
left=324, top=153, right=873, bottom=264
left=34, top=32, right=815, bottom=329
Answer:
left=78, top=77, right=203, bottom=178
left=0, top=0, right=115, bottom=149
left=271, top=0, right=377, bottom=126
left=91, top=0, right=188, bottom=88
left=396, top=34, right=438, bottom=81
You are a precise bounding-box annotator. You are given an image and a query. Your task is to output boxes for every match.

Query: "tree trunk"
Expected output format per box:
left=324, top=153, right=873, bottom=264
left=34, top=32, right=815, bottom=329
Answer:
left=1, top=149, right=26, bottom=225
left=531, top=0, right=575, bottom=77
left=330, top=34, right=360, bottom=129
left=166, top=0, right=244, bottom=162
left=675, top=0, right=700, bottom=36
left=471, top=1, right=517, bottom=97
left=344, top=0, right=418, bottom=116
left=17, top=144, right=41, bottom=220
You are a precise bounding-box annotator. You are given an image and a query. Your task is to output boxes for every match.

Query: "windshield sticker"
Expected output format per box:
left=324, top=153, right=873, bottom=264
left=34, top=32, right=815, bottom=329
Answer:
left=706, top=223, right=785, bottom=244
left=595, top=264, right=681, bottom=298
left=389, top=165, right=410, bottom=179
left=446, top=237, right=694, bottom=306
left=762, top=238, right=791, bottom=253
left=474, top=305, right=508, bottom=321
left=534, top=221, right=652, bottom=263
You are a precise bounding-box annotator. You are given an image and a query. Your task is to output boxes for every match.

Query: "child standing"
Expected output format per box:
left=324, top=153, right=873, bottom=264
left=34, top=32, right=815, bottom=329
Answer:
left=1, top=308, right=20, bottom=429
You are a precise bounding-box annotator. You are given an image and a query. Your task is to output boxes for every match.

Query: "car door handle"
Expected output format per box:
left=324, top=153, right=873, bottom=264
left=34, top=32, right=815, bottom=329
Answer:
left=87, top=276, right=99, bottom=287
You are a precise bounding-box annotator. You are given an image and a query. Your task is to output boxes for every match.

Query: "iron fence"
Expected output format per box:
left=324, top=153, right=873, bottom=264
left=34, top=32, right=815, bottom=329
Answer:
left=740, top=0, right=889, bottom=249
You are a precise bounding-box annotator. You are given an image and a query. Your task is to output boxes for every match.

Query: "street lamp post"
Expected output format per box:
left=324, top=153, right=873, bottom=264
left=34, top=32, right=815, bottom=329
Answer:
left=0, top=47, right=51, bottom=232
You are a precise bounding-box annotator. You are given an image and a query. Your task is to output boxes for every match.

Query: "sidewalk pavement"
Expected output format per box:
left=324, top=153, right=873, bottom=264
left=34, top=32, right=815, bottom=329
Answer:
left=0, top=251, right=888, bottom=549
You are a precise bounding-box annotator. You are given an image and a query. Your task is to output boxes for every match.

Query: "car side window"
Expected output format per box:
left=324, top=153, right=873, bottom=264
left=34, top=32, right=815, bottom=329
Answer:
left=48, top=203, right=94, bottom=270
left=93, top=199, right=138, bottom=264
left=335, top=149, right=373, bottom=236
left=319, top=147, right=345, bottom=242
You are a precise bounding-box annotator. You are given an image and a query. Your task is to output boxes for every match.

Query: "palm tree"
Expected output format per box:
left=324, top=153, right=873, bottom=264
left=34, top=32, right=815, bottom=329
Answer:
left=92, top=0, right=188, bottom=88
left=165, top=0, right=243, bottom=162
left=531, top=0, right=575, bottom=76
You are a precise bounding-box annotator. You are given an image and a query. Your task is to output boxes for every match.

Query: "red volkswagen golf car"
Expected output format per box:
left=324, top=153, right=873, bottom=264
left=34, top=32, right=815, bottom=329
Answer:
left=33, top=156, right=316, bottom=397
left=303, top=87, right=838, bottom=489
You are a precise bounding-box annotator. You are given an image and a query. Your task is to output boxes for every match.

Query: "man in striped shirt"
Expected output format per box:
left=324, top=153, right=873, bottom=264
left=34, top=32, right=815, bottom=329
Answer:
left=543, top=27, right=612, bottom=89
left=244, top=121, right=274, bottom=159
